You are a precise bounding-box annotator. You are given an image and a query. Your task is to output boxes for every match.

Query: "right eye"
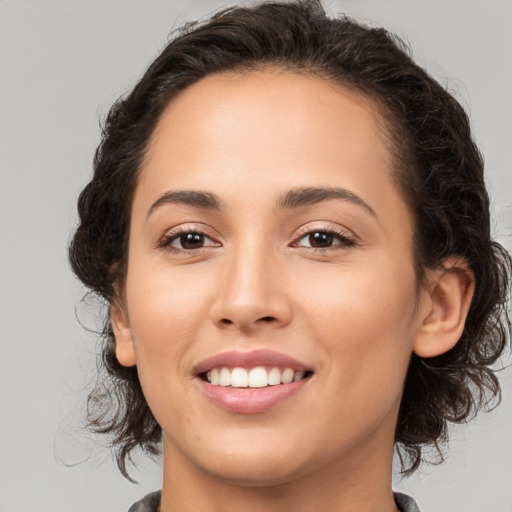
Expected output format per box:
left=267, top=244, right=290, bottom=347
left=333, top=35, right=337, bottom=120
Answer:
left=159, top=229, right=220, bottom=252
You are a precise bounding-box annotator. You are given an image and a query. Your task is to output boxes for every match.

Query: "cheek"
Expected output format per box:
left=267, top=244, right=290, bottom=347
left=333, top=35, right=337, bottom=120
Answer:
left=123, top=269, right=204, bottom=429
left=124, top=264, right=208, bottom=373
left=301, top=257, right=419, bottom=389
left=303, top=255, right=418, bottom=336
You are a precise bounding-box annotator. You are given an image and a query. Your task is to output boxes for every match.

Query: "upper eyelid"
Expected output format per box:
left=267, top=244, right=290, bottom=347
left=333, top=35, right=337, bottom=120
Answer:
left=293, top=224, right=355, bottom=240
left=162, top=223, right=352, bottom=239
left=163, top=224, right=218, bottom=240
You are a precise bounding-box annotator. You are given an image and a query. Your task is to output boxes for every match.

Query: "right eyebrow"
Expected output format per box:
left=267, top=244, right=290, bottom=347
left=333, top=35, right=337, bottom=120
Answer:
left=146, top=190, right=222, bottom=219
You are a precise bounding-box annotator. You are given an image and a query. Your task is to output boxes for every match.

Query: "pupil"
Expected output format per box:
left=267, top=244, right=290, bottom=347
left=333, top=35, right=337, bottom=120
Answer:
left=181, top=233, right=203, bottom=249
left=310, top=232, right=333, bottom=247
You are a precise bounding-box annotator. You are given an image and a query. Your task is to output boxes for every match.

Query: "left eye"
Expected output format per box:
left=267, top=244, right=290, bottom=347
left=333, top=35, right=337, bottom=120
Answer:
left=294, top=229, right=356, bottom=250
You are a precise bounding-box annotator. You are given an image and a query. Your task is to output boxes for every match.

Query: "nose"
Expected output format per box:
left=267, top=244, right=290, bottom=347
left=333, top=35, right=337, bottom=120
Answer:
left=209, top=241, right=293, bottom=334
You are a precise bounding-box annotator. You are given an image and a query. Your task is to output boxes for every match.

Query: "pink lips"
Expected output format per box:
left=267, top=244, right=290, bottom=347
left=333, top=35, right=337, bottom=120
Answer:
left=194, top=350, right=313, bottom=414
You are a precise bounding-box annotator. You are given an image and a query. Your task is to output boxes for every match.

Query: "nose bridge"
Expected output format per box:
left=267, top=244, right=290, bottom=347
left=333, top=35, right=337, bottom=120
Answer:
left=211, top=232, right=291, bottom=331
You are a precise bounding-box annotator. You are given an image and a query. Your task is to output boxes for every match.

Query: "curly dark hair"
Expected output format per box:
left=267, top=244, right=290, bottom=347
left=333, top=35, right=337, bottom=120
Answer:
left=69, top=0, right=511, bottom=479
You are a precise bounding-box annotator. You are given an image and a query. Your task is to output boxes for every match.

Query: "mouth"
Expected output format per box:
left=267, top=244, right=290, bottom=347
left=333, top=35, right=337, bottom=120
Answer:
left=199, top=366, right=313, bottom=388
left=194, top=350, right=314, bottom=413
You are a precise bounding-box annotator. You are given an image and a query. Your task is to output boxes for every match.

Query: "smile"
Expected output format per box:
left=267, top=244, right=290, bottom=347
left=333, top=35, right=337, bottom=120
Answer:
left=204, top=366, right=309, bottom=388
left=194, top=350, right=314, bottom=413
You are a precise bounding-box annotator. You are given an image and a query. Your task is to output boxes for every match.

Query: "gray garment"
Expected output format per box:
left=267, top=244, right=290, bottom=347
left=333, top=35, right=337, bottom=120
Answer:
left=128, top=491, right=161, bottom=512
left=128, top=490, right=421, bottom=512
left=394, top=492, right=421, bottom=512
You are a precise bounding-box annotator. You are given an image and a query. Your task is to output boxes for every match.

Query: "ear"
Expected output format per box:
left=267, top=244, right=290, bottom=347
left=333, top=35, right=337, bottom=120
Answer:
left=413, top=257, right=475, bottom=358
left=110, top=300, right=137, bottom=367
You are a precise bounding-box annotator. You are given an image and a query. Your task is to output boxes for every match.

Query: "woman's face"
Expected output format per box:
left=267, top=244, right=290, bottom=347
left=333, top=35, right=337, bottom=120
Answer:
left=114, top=70, right=430, bottom=485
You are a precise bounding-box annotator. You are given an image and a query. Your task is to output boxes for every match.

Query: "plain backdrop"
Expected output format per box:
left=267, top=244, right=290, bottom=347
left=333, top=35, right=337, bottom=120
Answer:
left=0, top=1, right=511, bottom=511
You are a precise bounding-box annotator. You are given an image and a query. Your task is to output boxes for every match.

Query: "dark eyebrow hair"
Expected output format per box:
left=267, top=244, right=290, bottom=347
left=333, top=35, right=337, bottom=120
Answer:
left=147, top=190, right=222, bottom=217
left=277, top=187, right=376, bottom=217
left=146, top=186, right=376, bottom=218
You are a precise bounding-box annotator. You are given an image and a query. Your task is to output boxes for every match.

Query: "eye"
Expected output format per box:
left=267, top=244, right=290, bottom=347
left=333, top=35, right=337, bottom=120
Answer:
left=158, top=226, right=356, bottom=254
left=159, top=229, right=220, bottom=252
left=294, top=228, right=356, bottom=252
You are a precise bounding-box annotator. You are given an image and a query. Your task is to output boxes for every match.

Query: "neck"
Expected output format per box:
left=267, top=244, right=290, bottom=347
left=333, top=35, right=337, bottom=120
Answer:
left=159, top=428, right=399, bottom=512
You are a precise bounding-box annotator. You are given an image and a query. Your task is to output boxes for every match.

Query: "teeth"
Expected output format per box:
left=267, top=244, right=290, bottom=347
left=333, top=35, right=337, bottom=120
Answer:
left=231, top=367, right=248, bottom=388
left=281, top=368, right=294, bottom=384
left=293, top=371, right=305, bottom=382
left=248, top=367, right=267, bottom=388
left=268, top=367, right=281, bottom=386
left=219, top=367, right=231, bottom=386
left=205, top=366, right=308, bottom=387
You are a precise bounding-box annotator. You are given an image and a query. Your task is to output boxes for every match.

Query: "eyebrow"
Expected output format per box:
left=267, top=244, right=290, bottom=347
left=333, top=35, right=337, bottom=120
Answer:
left=146, top=186, right=377, bottom=219
left=277, top=187, right=376, bottom=217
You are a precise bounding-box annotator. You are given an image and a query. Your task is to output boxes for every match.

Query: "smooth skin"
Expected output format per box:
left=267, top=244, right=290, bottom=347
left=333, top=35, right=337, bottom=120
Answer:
left=111, top=69, right=474, bottom=512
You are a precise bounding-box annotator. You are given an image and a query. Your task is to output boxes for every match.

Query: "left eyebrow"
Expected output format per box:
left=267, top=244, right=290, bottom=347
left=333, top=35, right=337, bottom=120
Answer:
left=146, top=186, right=376, bottom=219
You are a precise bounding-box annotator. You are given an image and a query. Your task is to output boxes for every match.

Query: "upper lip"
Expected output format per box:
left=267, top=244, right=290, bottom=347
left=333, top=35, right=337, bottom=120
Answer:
left=193, top=349, right=312, bottom=375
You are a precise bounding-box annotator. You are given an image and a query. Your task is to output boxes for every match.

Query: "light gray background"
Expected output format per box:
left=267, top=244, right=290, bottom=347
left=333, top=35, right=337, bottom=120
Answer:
left=1, top=1, right=511, bottom=511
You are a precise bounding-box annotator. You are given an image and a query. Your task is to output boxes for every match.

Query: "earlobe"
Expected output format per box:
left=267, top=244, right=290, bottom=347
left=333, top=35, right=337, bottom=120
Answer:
left=413, top=257, right=475, bottom=358
left=110, top=301, right=137, bottom=367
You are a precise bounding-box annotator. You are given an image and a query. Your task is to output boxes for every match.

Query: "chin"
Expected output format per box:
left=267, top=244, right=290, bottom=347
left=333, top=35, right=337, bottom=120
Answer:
left=174, top=431, right=317, bottom=487
left=202, top=452, right=310, bottom=488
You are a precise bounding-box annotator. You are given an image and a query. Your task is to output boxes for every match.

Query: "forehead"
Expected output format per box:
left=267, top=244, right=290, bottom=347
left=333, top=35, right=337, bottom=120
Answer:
left=142, top=69, right=395, bottom=189
left=147, top=69, right=391, bottom=165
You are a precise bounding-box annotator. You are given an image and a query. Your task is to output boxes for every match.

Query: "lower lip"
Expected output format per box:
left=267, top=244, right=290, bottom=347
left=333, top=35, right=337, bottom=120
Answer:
left=196, top=377, right=311, bottom=414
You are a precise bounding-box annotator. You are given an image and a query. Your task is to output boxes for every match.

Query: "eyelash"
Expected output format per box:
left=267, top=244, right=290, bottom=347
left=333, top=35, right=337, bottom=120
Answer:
left=158, top=226, right=357, bottom=254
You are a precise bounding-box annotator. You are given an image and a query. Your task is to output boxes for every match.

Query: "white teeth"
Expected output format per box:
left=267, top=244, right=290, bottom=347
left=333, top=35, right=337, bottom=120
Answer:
left=219, top=367, right=231, bottom=386
left=206, top=366, right=308, bottom=387
left=281, top=368, right=294, bottom=384
left=248, top=366, right=268, bottom=388
left=231, top=367, right=248, bottom=388
left=268, top=367, right=281, bottom=385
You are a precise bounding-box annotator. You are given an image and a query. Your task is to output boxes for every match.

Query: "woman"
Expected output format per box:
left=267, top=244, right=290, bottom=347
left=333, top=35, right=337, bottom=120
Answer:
left=68, top=1, right=511, bottom=511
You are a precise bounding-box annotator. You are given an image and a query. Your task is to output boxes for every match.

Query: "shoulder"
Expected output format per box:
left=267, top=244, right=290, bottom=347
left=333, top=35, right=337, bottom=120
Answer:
left=127, top=490, right=161, bottom=512
left=394, top=491, right=421, bottom=512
